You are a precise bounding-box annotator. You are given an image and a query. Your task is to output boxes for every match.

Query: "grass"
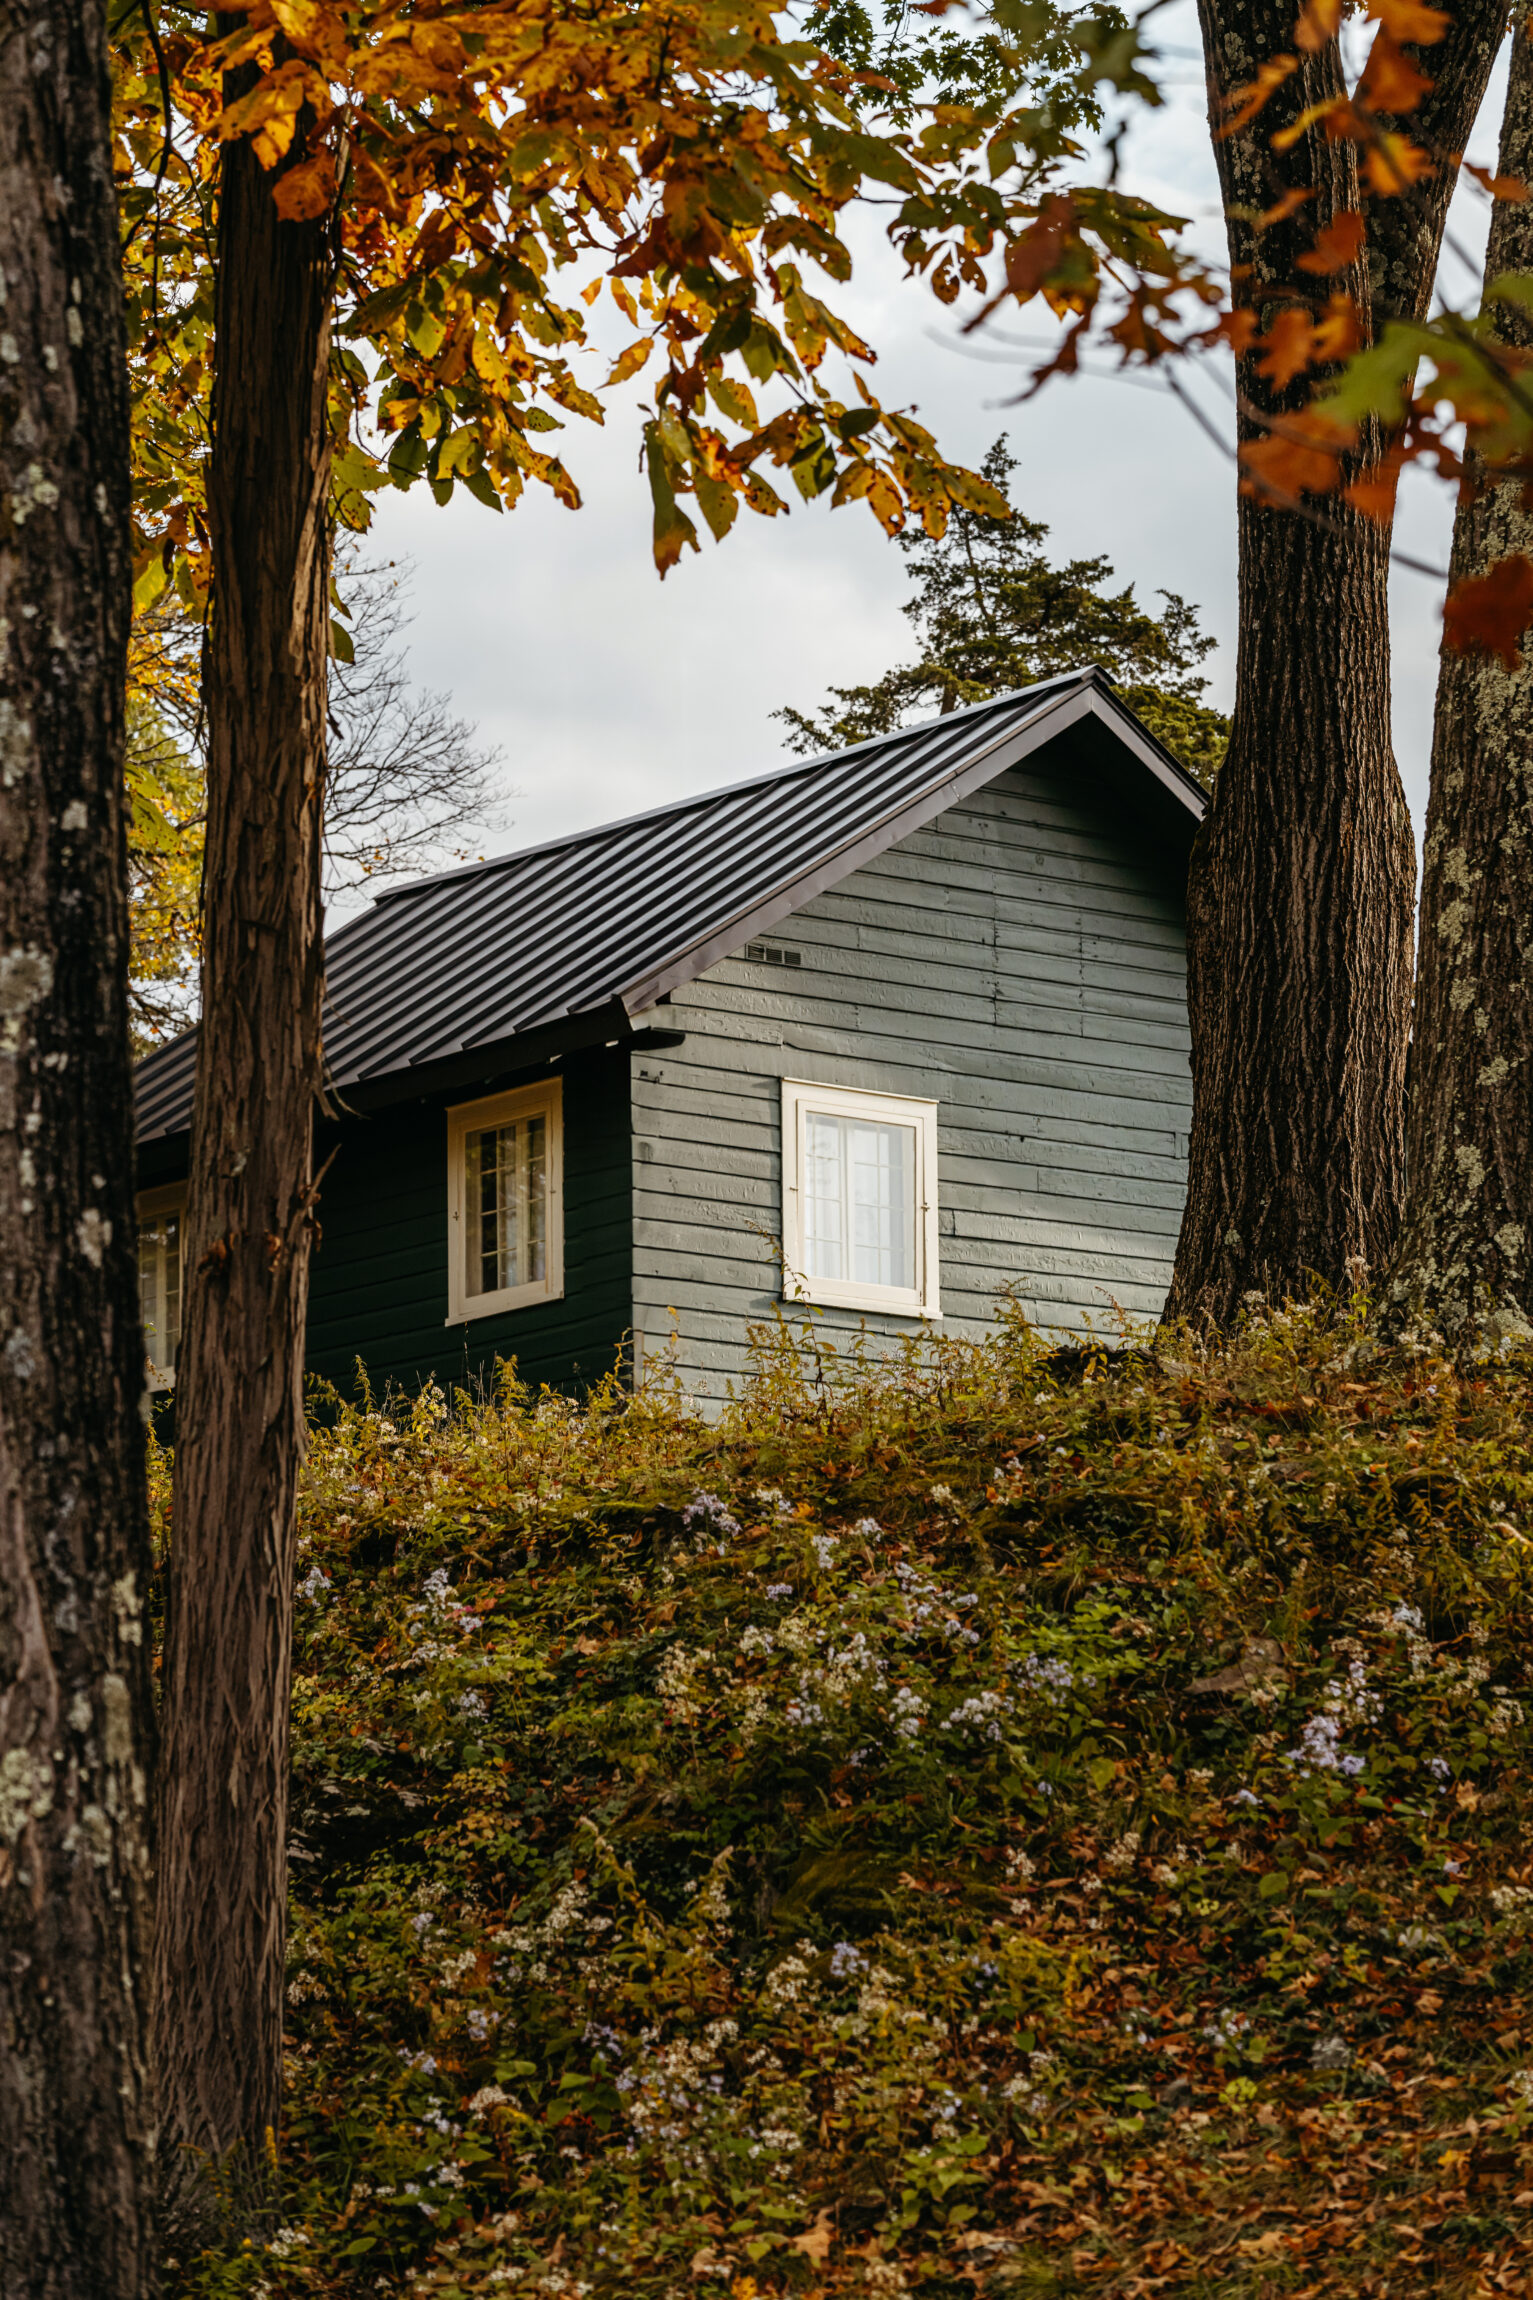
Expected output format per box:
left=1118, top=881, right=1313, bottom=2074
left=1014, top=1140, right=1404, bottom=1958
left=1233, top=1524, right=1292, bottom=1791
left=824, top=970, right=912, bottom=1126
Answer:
left=167, top=1297, right=1533, bottom=2298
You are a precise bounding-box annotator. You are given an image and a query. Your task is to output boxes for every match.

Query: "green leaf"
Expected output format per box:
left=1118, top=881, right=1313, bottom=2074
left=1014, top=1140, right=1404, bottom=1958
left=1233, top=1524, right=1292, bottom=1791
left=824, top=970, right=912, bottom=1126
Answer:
left=342, top=2237, right=376, bottom=2256
left=1258, top=1869, right=1289, bottom=1901
left=328, top=617, right=355, bottom=666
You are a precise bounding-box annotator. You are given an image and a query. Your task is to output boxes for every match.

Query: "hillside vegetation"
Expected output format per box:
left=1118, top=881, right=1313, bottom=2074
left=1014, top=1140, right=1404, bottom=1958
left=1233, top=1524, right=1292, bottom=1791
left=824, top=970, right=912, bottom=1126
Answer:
left=169, top=1302, right=1533, bottom=2298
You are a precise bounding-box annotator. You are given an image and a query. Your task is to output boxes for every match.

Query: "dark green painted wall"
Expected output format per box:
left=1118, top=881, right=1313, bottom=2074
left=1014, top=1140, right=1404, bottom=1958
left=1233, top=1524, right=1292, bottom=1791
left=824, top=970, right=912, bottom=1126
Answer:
left=306, top=1045, right=633, bottom=1399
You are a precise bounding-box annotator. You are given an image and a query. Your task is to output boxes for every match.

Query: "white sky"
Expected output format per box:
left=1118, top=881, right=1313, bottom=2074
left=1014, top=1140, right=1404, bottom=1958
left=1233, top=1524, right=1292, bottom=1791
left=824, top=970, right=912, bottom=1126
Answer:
left=347, top=3, right=1509, bottom=909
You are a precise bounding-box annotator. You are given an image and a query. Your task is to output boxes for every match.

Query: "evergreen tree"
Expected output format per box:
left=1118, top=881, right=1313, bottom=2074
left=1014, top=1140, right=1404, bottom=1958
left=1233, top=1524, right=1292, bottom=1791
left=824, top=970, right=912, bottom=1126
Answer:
left=777, top=439, right=1229, bottom=785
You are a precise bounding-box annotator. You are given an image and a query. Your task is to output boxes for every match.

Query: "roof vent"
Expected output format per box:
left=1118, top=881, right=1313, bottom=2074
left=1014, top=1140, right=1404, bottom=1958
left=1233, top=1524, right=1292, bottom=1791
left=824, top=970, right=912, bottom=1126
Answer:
left=745, top=942, right=802, bottom=968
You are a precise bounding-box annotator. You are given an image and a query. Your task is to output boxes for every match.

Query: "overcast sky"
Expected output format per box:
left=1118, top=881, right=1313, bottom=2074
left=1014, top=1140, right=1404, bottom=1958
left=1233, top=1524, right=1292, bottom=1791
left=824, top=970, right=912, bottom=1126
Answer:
left=347, top=3, right=1507, bottom=910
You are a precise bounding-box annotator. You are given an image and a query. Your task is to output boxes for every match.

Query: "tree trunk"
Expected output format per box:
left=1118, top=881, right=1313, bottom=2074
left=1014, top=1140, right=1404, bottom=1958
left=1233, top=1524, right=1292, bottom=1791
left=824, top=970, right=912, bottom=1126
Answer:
left=1387, top=21, right=1533, bottom=1346
left=0, top=1, right=157, bottom=2292
left=1166, top=0, right=1506, bottom=1325
left=153, top=114, right=332, bottom=2227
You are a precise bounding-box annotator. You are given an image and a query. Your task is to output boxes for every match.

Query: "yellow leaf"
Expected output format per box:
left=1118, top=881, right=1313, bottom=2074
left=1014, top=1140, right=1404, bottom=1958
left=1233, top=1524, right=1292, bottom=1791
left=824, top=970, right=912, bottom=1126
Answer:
left=272, top=152, right=335, bottom=222
left=603, top=338, right=653, bottom=388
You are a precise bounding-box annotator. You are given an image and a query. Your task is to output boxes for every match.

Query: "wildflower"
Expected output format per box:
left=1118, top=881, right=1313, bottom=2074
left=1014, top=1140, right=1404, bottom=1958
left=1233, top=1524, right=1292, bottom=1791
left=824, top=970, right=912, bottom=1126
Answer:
left=754, top=1486, right=794, bottom=1517
left=298, top=1565, right=331, bottom=1601
left=1102, top=1829, right=1141, bottom=1874
left=1202, top=2009, right=1251, bottom=2052
left=829, top=1940, right=867, bottom=1981
left=1015, top=1652, right=1074, bottom=1707
left=469, top=2084, right=511, bottom=2112
left=850, top=1516, right=882, bottom=1540
left=810, top=1532, right=839, bottom=1571
left=682, top=1491, right=741, bottom=1545
left=457, top=1690, right=488, bottom=1719
left=737, top=1625, right=774, bottom=1658
left=1232, top=1789, right=1260, bottom=1807
left=764, top=1583, right=794, bottom=1602
left=891, top=1686, right=925, bottom=1739
left=940, top=1690, right=1013, bottom=1743
left=657, top=1643, right=710, bottom=1721
left=1311, top=2035, right=1351, bottom=2071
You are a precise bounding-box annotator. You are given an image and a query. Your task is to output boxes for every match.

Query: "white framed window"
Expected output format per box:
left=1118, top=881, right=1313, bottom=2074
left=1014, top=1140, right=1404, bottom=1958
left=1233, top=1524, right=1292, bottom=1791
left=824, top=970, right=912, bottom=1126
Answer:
left=780, top=1079, right=940, bottom=1319
left=447, top=1077, right=564, bottom=1323
left=137, top=1183, right=185, bottom=1388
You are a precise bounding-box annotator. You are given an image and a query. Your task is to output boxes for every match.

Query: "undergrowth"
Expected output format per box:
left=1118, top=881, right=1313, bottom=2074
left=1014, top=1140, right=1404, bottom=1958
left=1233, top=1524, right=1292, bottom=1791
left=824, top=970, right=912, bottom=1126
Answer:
left=164, top=1298, right=1533, bottom=2297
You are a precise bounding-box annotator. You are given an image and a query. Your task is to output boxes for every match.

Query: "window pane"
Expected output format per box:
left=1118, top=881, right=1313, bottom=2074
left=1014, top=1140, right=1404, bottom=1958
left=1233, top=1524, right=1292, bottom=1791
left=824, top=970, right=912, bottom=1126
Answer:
left=139, top=1209, right=181, bottom=1378
left=465, top=1113, right=548, bottom=1297
left=802, top=1109, right=915, bottom=1292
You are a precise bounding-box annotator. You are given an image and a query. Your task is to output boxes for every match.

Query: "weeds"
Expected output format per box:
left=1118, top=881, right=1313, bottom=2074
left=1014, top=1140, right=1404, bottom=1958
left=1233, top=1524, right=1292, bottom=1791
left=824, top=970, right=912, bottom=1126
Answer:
left=167, top=1301, right=1533, bottom=2296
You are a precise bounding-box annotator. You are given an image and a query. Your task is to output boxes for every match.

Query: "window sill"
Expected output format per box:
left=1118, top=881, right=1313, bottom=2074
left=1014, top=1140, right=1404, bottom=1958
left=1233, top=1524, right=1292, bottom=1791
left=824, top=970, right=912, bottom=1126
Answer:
left=783, top=1284, right=941, bottom=1320
left=446, top=1282, right=565, bottom=1325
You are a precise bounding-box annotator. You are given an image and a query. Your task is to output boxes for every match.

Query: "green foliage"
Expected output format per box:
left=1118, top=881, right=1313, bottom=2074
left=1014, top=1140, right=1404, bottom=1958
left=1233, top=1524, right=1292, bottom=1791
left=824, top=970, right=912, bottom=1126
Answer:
left=776, top=439, right=1228, bottom=786
left=163, top=1305, right=1533, bottom=2295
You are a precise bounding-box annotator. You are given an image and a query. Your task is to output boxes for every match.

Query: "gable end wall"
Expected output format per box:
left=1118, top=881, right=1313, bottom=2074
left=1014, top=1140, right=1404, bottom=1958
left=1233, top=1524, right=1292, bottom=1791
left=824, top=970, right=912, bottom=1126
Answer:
left=629, top=750, right=1191, bottom=1407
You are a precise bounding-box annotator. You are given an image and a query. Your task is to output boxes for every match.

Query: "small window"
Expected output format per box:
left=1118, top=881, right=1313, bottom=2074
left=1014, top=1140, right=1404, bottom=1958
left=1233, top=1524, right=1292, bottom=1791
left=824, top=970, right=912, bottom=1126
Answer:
left=446, top=1078, right=564, bottom=1323
left=745, top=942, right=802, bottom=967
left=780, top=1079, right=940, bottom=1318
left=137, top=1184, right=185, bottom=1388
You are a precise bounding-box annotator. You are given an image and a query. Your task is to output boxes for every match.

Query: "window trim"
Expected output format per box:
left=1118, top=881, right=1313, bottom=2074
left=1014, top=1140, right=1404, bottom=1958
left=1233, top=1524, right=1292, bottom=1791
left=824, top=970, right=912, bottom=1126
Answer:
left=446, top=1077, right=564, bottom=1324
left=780, top=1077, right=941, bottom=1319
left=136, top=1181, right=187, bottom=1390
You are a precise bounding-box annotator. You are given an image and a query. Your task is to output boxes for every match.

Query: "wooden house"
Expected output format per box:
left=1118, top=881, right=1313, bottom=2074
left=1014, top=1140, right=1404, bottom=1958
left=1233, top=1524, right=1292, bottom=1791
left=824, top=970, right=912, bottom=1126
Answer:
left=134, top=669, right=1203, bottom=1408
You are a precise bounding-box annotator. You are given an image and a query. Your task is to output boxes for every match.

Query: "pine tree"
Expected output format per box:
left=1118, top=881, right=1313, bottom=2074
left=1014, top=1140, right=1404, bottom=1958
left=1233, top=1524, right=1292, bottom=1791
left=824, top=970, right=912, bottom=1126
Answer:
left=776, top=439, right=1229, bottom=784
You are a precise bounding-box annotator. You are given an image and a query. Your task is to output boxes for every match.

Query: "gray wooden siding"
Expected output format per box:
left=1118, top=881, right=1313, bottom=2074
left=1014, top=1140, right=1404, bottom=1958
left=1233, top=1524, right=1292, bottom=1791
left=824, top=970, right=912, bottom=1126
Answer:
left=306, top=1045, right=632, bottom=1399
left=630, top=745, right=1190, bottom=1406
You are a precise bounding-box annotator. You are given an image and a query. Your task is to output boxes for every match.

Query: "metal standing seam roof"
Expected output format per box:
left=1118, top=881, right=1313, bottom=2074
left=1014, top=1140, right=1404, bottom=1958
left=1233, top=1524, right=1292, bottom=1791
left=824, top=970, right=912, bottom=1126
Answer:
left=133, top=667, right=1205, bottom=1146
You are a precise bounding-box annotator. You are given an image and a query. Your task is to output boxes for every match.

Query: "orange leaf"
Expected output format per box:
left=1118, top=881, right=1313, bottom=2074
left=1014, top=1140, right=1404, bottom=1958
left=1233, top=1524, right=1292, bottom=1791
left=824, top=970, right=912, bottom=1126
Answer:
left=1297, top=208, right=1366, bottom=273
left=1366, top=0, right=1451, bottom=43
left=1295, top=0, right=1341, bottom=49
left=1220, top=307, right=1261, bottom=356
left=1272, top=92, right=1347, bottom=149
left=1443, top=554, right=1533, bottom=668
left=1357, top=28, right=1433, bottom=113
left=1465, top=164, right=1529, bottom=202
left=1364, top=132, right=1435, bottom=194
left=271, top=150, right=335, bottom=221
left=1257, top=186, right=1314, bottom=228
left=1344, top=444, right=1405, bottom=521
left=1221, top=54, right=1300, bottom=137
left=1240, top=419, right=1348, bottom=501
left=1256, top=307, right=1320, bottom=389
left=1312, top=291, right=1362, bottom=360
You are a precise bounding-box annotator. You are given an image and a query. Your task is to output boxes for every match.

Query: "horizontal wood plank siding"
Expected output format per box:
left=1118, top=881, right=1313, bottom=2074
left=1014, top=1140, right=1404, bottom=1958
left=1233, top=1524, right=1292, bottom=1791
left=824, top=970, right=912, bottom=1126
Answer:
left=631, top=739, right=1190, bottom=1405
left=306, top=1044, right=632, bottom=1398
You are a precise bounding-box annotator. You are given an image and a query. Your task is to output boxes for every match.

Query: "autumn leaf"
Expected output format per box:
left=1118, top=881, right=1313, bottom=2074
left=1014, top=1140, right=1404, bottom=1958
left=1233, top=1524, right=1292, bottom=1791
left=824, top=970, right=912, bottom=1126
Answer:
left=604, top=339, right=653, bottom=388
left=789, top=2210, right=836, bottom=2265
left=1256, top=307, right=1323, bottom=389
left=1465, top=166, right=1529, bottom=203
left=1294, top=0, right=1341, bottom=51
left=1220, top=53, right=1300, bottom=137
left=1240, top=413, right=1349, bottom=500
left=1357, top=29, right=1434, bottom=115
left=1364, top=131, right=1435, bottom=196
left=1344, top=442, right=1405, bottom=520
left=1443, top=553, right=1533, bottom=668
left=1365, top=0, right=1451, bottom=43
left=1257, top=186, right=1314, bottom=229
left=1296, top=209, right=1366, bottom=274
left=1004, top=195, right=1078, bottom=303
left=271, top=151, right=336, bottom=222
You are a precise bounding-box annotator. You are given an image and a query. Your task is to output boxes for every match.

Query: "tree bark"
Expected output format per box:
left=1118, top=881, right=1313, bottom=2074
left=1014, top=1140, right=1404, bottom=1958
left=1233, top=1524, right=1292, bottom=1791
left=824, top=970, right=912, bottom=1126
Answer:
left=153, top=114, right=332, bottom=2226
left=1166, top=0, right=1507, bottom=1326
left=1387, top=21, right=1533, bottom=1345
left=0, top=0, right=157, bottom=2292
